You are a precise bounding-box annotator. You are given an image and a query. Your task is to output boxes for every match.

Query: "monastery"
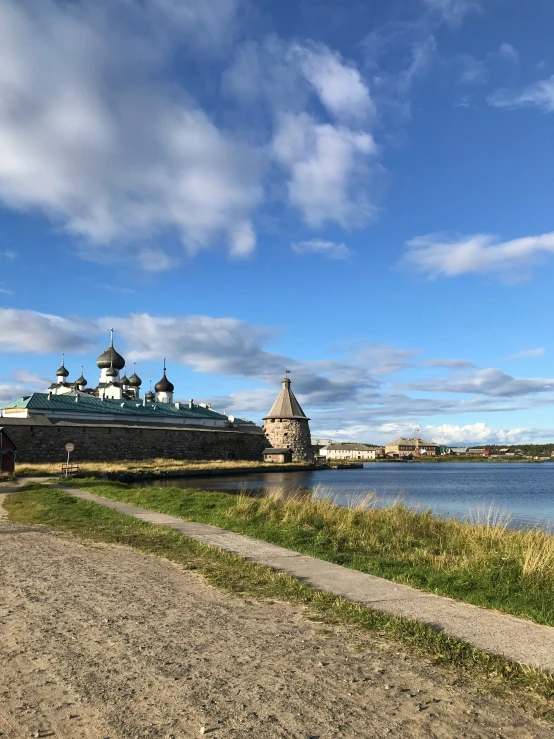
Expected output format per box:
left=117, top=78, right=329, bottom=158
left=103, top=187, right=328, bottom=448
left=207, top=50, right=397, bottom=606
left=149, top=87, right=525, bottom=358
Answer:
left=1, top=332, right=313, bottom=464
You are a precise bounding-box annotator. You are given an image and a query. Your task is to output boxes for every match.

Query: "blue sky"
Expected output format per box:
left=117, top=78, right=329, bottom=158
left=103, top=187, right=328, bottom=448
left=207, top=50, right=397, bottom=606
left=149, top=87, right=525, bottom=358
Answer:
left=1, top=0, right=554, bottom=444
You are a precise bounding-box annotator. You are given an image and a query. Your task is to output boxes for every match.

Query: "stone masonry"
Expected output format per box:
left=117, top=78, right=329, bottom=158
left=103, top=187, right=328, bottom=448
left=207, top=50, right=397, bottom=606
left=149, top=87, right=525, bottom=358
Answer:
left=263, top=418, right=313, bottom=462
left=4, top=422, right=267, bottom=463
left=263, top=376, right=313, bottom=462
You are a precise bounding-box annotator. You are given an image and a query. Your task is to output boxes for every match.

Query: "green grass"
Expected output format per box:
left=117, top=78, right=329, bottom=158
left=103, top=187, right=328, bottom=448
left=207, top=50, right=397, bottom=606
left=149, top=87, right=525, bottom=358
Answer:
left=60, top=479, right=554, bottom=628
left=5, top=484, right=554, bottom=709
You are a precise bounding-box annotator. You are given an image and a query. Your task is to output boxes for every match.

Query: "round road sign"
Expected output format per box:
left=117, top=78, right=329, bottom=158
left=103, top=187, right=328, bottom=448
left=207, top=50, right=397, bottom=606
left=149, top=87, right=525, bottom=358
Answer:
left=65, top=443, right=75, bottom=453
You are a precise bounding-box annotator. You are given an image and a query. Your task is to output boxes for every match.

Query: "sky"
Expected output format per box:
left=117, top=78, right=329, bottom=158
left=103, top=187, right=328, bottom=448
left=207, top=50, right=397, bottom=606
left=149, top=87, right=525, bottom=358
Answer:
left=1, top=0, right=554, bottom=445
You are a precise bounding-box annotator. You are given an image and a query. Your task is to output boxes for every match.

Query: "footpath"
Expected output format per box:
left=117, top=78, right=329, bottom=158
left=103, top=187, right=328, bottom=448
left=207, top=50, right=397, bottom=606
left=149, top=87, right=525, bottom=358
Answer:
left=47, top=484, right=554, bottom=673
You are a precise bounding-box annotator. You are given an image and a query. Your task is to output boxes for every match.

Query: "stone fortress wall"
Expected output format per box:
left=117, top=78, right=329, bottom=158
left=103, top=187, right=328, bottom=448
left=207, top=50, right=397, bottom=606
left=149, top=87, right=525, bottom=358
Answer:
left=263, top=418, right=313, bottom=462
left=5, top=422, right=267, bottom=463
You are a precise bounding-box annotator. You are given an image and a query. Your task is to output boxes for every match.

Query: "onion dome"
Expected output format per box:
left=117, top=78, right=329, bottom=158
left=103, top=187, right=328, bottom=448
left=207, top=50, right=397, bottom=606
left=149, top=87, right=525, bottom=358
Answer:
left=97, top=329, right=125, bottom=370
left=128, top=372, right=141, bottom=387
left=145, top=389, right=155, bottom=402
left=120, top=373, right=129, bottom=386
left=56, top=354, right=69, bottom=378
left=155, top=360, right=174, bottom=393
left=155, top=373, right=174, bottom=393
left=106, top=364, right=117, bottom=378
left=75, top=372, right=87, bottom=386
left=128, top=365, right=142, bottom=387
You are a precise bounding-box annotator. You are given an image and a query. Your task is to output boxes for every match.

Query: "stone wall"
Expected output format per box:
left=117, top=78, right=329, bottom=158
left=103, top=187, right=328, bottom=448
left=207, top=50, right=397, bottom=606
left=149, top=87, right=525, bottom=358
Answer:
left=263, top=418, right=313, bottom=462
left=6, top=423, right=267, bottom=463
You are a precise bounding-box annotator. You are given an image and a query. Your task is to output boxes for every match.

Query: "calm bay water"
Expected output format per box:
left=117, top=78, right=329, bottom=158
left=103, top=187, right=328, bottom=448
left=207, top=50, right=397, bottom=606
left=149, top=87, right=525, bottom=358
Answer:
left=136, top=462, right=554, bottom=530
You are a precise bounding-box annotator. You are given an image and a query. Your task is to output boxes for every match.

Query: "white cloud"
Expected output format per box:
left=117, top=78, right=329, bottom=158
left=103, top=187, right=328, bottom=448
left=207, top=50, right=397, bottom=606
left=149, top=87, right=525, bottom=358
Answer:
left=404, top=231, right=554, bottom=280
left=292, top=239, right=351, bottom=260
left=0, top=288, right=12, bottom=295
left=380, top=421, right=530, bottom=445
left=149, top=0, right=239, bottom=49
left=137, top=248, right=177, bottom=273
left=424, top=358, right=475, bottom=368
left=0, top=308, right=96, bottom=353
left=498, top=43, right=518, bottom=62
left=509, top=348, right=546, bottom=360
left=272, top=112, right=377, bottom=227
left=401, top=368, right=554, bottom=397
left=456, top=54, right=488, bottom=85
left=289, top=43, right=374, bottom=121
left=489, top=75, right=554, bottom=113
left=0, top=0, right=261, bottom=261
left=0, top=384, right=30, bottom=404
left=1, top=250, right=16, bottom=260
left=353, top=344, right=418, bottom=374
left=422, top=0, right=482, bottom=25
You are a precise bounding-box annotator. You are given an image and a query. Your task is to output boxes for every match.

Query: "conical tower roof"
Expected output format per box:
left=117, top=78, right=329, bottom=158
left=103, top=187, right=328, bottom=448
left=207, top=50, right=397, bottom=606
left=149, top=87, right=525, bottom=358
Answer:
left=264, top=376, right=309, bottom=420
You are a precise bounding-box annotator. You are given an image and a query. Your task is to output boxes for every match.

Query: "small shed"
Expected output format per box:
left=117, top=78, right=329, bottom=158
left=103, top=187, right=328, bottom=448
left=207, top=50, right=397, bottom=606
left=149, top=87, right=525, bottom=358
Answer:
left=263, top=447, right=292, bottom=464
left=0, top=427, right=18, bottom=475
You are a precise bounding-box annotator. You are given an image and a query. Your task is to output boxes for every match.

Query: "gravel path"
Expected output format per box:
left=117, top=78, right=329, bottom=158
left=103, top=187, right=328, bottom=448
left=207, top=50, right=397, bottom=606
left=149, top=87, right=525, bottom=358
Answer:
left=0, top=519, right=552, bottom=739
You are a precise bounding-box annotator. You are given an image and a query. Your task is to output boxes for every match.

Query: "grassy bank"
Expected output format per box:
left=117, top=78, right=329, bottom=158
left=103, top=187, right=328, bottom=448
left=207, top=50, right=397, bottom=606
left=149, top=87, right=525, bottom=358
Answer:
left=16, top=458, right=309, bottom=477
left=5, top=484, right=554, bottom=708
left=65, top=480, right=554, bottom=627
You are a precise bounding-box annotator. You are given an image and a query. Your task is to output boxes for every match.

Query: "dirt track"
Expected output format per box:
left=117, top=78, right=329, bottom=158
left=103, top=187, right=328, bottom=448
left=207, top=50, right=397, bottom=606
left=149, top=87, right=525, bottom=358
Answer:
left=0, top=519, right=552, bottom=738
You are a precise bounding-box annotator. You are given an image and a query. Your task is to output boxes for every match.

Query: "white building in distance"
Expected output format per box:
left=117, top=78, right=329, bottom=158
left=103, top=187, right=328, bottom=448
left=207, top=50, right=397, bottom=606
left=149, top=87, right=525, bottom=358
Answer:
left=320, top=443, right=383, bottom=460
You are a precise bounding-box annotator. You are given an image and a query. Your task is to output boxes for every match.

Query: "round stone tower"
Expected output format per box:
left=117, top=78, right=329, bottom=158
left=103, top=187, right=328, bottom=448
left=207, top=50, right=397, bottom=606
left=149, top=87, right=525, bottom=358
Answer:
left=263, top=376, right=313, bottom=462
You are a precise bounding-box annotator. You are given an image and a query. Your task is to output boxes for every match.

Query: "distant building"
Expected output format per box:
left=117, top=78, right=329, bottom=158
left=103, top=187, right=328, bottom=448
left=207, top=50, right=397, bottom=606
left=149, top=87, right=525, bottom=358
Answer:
left=385, top=437, right=440, bottom=457
left=320, top=443, right=382, bottom=460
left=263, top=448, right=293, bottom=464
left=466, top=447, right=489, bottom=456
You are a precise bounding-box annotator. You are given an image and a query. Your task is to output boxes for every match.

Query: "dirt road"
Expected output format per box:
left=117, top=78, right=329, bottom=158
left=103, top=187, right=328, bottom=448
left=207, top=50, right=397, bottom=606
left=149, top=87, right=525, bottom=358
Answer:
left=0, top=519, right=551, bottom=739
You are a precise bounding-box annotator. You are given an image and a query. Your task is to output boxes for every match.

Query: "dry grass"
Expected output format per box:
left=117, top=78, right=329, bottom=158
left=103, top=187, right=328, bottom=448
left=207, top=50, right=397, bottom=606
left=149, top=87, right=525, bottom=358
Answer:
left=231, top=485, right=554, bottom=610
left=64, top=478, right=554, bottom=626
left=16, top=458, right=307, bottom=477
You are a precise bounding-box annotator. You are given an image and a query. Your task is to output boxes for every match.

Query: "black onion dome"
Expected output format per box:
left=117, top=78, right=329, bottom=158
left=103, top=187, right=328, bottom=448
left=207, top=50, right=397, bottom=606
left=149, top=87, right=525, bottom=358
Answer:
left=106, top=365, right=117, bottom=378
left=120, top=373, right=129, bottom=385
left=56, top=364, right=69, bottom=378
left=145, top=390, right=155, bottom=401
left=97, top=345, right=125, bottom=370
left=128, top=372, right=142, bottom=387
left=75, top=374, right=87, bottom=386
left=155, top=372, right=174, bottom=393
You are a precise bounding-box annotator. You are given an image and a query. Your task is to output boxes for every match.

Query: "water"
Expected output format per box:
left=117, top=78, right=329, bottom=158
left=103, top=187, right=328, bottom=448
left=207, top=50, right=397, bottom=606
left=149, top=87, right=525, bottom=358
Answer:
left=134, top=462, right=554, bottom=530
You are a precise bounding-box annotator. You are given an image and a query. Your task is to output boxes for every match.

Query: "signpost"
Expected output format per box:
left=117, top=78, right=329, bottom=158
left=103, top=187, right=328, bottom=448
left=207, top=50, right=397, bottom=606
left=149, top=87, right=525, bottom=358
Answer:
left=64, top=443, right=75, bottom=479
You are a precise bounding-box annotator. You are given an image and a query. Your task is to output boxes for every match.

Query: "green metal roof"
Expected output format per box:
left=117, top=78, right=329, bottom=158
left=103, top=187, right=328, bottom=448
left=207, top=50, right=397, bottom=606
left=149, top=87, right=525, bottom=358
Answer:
left=2, top=393, right=229, bottom=421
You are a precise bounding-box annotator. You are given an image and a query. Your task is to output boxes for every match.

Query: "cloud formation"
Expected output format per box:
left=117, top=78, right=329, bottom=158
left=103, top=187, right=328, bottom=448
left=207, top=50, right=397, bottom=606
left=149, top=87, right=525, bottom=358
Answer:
left=290, top=43, right=374, bottom=121
left=404, top=231, right=554, bottom=280
left=273, top=113, right=376, bottom=227
left=489, top=75, right=554, bottom=112
left=0, top=0, right=261, bottom=259
left=401, top=368, right=554, bottom=397
left=0, top=308, right=96, bottom=353
left=373, top=421, right=531, bottom=445
left=509, top=348, right=546, bottom=360
left=0, top=3, right=387, bottom=264
left=422, top=0, right=482, bottom=26
left=424, top=358, right=475, bottom=368
left=291, top=239, right=351, bottom=260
